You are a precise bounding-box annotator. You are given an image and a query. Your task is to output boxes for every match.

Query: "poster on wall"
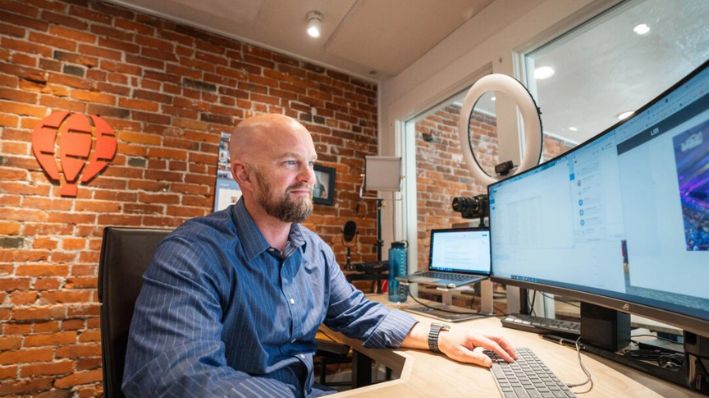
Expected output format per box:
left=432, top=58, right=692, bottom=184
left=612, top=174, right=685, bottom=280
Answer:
left=214, top=132, right=241, bottom=212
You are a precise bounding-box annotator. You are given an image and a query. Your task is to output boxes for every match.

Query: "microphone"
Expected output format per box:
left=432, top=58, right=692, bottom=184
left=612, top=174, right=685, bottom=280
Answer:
left=342, top=220, right=357, bottom=270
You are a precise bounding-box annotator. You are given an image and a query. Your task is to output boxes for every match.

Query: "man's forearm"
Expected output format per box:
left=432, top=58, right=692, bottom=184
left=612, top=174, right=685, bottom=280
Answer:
left=400, top=321, right=433, bottom=350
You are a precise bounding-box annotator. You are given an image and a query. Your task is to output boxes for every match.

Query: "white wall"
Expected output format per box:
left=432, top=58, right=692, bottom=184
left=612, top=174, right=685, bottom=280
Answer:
left=377, top=0, right=620, bottom=263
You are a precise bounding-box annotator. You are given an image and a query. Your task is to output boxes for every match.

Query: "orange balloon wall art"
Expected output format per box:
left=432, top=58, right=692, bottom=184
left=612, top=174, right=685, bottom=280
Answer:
left=31, top=111, right=117, bottom=197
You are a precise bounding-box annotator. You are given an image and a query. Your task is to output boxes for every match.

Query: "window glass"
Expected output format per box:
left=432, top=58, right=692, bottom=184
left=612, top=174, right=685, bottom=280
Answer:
left=525, top=0, right=709, bottom=158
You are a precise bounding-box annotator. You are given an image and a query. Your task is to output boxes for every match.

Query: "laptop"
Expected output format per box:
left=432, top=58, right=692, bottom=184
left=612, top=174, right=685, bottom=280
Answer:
left=405, top=227, right=491, bottom=288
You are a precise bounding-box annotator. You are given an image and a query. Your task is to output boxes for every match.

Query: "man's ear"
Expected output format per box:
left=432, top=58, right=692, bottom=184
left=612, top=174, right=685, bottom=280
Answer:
left=231, top=162, right=252, bottom=189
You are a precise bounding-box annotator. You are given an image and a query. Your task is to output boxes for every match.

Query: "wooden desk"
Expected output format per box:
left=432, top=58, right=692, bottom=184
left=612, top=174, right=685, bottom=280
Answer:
left=325, top=299, right=702, bottom=398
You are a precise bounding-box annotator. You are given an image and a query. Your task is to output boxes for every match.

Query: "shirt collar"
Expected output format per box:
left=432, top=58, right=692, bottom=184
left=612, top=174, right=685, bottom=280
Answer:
left=232, top=198, right=307, bottom=262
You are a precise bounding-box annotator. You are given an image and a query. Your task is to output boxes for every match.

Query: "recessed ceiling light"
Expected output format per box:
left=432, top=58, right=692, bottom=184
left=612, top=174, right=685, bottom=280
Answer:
left=306, top=11, right=323, bottom=38
left=534, top=66, right=555, bottom=80
left=633, top=24, right=650, bottom=35
left=617, top=111, right=634, bottom=120
left=569, top=126, right=578, bottom=131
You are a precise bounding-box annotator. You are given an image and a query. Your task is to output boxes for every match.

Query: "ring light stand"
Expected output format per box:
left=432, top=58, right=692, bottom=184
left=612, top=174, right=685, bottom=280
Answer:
left=456, top=73, right=543, bottom=315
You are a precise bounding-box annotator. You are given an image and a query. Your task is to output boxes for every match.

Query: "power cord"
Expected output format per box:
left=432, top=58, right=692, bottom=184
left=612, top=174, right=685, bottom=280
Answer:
left=566, top=336, right=594, bottom=394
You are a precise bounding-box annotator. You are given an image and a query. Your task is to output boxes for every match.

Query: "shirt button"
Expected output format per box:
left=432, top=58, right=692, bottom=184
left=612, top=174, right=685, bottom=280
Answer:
left=289, top=298, right=295, bottom=305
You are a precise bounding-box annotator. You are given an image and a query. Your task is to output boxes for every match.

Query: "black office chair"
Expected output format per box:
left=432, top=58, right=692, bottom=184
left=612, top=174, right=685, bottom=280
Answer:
left=98, top=227, right=171, bottom=398
left=98, top=226, right=357, bottom=396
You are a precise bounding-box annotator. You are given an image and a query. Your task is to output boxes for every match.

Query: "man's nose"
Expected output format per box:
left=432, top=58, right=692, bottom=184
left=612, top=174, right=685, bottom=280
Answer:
left=298, top=164, right=314, bottom=183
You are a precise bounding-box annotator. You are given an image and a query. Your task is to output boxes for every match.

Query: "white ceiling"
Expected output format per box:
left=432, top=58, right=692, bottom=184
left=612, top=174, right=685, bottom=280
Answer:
left=108, top=0, right=708, bottom=144
left=108, top=0, right=493, bottom=80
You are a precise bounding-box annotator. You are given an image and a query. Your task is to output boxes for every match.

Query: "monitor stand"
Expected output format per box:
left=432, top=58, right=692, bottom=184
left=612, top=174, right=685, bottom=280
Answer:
left=577, top=302, right=709, bottom=394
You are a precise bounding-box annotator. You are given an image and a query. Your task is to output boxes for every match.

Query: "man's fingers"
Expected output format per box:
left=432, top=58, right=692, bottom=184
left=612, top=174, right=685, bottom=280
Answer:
left=489, top=335, right=518, bottom=360
left=475, top=335, right=515, bottom=363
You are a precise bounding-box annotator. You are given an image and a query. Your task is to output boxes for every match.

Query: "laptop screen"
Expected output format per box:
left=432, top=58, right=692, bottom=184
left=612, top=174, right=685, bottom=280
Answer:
left=429, top=228, right=491, bottom=274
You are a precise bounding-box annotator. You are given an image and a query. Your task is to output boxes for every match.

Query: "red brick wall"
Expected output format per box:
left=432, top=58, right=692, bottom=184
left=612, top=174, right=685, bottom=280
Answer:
left=415, top=104, right=574, bottom=268
left=0, top=1, right=377, bottom=396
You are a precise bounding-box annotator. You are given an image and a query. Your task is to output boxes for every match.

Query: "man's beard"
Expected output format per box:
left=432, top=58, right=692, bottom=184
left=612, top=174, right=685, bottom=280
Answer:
left=254, top=169, right=313, bottom=223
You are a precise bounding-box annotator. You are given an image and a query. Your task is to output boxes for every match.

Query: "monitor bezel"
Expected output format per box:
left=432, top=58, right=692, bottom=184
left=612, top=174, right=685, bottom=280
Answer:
left=488, top=59, right=709, bottom=337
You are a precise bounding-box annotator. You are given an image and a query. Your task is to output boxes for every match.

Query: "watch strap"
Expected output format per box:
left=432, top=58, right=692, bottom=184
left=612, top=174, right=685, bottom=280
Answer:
left=428, top=323, right=450, bottom=353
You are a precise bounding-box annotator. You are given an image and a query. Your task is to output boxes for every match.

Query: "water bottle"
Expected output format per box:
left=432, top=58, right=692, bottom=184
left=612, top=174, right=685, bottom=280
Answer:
left=388, top=241, right=408, bottom=303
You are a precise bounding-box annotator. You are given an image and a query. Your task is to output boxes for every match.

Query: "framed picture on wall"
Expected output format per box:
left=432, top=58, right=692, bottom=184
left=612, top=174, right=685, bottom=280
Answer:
left=313, top=164, right=335, bottom=205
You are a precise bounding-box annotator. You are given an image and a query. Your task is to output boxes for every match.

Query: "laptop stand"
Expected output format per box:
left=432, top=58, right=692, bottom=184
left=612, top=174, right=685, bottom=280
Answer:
left=400, top=279, right=495, bottom=322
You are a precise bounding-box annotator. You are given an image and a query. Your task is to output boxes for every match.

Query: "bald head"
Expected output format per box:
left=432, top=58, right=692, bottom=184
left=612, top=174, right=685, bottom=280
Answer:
left=229, top=113, right=318, bottom=226
left=230, top=114, right=312, bottom=164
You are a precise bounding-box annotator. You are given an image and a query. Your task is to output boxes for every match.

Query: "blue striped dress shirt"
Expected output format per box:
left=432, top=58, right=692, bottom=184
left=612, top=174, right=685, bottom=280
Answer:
left=123, top=199, right=417, bottom=397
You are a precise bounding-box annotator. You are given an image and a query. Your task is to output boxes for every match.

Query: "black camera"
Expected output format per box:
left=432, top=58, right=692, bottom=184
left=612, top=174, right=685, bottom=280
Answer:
left=452, top=194, right=489, bottom=220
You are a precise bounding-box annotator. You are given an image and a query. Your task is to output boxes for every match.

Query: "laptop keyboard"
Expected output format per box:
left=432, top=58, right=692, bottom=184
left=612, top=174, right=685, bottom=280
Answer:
left=418, top=271, right=472, bottom=281
left=485, top=347, right=576, bottom=398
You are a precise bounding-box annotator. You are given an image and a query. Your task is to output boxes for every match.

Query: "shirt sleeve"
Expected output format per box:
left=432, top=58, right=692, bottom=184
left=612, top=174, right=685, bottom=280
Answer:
left=122, top=235, right=296, bottom=398
left=320, top=245, right=418, bottom=349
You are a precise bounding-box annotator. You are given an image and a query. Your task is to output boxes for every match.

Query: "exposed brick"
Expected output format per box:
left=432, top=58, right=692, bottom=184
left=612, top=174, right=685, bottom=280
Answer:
left=49, top=25, right=96, bottom=44
left=54, top=369, right=102, bottom=389
left=77, top=43, right=121, bottom=60
left=86, top=104, right=129, bottom=118
left=118, top=97, right=158, bottom=112
left=0, top=237, right=24, bottom=248
left=61, top=66, right=86, bottom=80
left=40, top=10, right=88, bottom=30
left=20, top=361, right=74, bottom=377
left=40, top=290, right=92, bottom=304
left=0, top=377, right=53, bottom=395
left=0, top=100, right=46, bottom=117
left=34, top=321, right=61, bottom=333
left=28, top=32, right=76, bottom=52
left=0, top=365, right=17, bottom=379
left=55, top=343, right=101, bottom=359
left=0, top=336, right=22, bottom=351
left=16, top=265, right=69, bottom=277
left=70, top=89, right=115, bottom=105
left=0, top=87, right=38, bottom=103
left=0, top=348, right=54, bottom=364
left=24, top=331, right=76, bottom=348
left=0, top=10, right=49, bottom=31
left=182, top=78, right=216, bottom=92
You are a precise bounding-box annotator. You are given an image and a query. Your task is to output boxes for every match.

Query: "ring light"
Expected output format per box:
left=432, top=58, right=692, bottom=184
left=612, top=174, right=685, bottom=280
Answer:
left=458, top=73, right=543, bottom=186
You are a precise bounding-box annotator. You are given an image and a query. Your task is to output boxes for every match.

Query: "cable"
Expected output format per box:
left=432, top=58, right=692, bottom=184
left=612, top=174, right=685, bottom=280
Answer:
left=567, top=336, right=594, bottom=394
left=657, top=353, right=684, bottom=369
left=529, top=289, right=537, bottom=316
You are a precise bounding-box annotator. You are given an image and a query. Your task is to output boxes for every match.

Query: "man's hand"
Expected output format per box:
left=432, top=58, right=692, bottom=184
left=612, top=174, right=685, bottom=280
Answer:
left=437, top=328, right=518, bottom=368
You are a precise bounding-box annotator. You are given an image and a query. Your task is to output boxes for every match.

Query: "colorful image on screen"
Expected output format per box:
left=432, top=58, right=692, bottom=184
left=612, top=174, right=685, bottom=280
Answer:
left=673, top=121, right=709, bottom=251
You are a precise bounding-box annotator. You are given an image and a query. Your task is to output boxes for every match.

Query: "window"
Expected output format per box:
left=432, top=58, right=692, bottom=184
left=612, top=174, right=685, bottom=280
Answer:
left=525, top=0, right=709, bottom=157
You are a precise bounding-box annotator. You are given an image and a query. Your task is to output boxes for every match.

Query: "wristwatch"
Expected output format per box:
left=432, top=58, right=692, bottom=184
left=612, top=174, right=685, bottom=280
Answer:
left=428, top=323, right=450, bottom=353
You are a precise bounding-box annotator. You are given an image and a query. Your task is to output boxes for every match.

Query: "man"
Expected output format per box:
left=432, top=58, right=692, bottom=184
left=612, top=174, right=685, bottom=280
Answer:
left=123, top=114, right=517, bottom=397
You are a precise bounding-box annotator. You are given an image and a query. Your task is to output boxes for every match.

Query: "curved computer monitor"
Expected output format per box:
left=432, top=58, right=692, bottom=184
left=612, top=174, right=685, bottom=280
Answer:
left=488, top=60, right=708, bottom=337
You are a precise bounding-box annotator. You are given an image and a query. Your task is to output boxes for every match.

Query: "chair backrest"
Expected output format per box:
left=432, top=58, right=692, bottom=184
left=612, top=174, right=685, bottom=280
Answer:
left=98, top=227, right=171, bottom=398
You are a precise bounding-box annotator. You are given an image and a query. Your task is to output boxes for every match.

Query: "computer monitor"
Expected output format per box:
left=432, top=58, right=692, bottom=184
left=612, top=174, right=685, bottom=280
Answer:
left=429, top=228, right=491, bottom=274
left=488, top=60, right=708, bottom=338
